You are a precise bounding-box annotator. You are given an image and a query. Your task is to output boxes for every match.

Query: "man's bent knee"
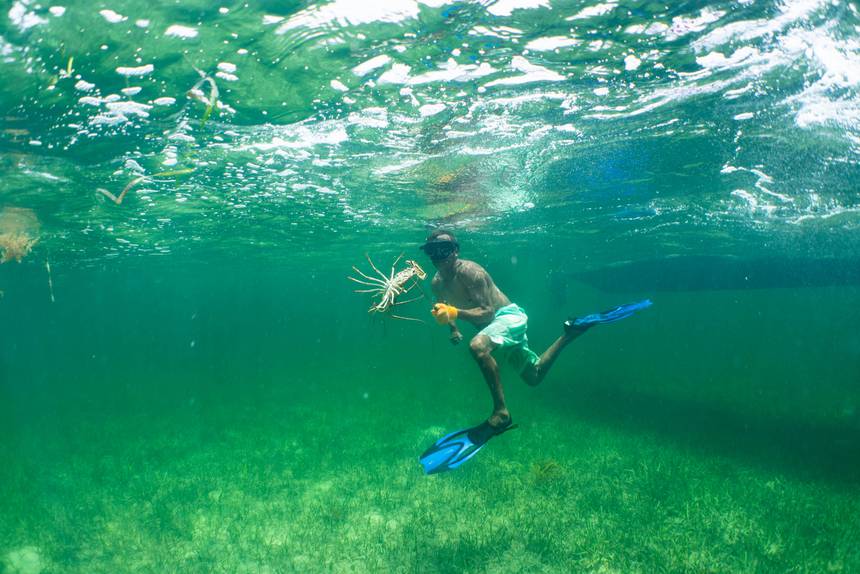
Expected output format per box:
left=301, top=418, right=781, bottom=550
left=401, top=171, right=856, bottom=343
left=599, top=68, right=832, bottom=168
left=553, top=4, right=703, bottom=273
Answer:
left=520, top=365, right=540, bottom=386
left=469, top=335, right=493, bottom=359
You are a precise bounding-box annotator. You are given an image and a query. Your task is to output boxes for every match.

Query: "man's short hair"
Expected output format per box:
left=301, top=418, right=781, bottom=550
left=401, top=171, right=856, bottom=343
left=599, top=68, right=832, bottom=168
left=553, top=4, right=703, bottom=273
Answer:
left=426, top=228, right=458, bottom=245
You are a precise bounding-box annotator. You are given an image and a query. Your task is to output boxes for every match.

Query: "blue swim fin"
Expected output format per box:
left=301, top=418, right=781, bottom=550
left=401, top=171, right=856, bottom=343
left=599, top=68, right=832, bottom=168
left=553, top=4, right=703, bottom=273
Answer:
left=419, top=421, right=516, bottom=475
left=565, top=299, right=653, bottom=331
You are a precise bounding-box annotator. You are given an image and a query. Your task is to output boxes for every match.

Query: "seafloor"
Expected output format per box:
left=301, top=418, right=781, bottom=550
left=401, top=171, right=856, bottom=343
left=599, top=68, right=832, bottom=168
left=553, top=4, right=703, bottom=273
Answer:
left=2, top=271, right=858, bottom=573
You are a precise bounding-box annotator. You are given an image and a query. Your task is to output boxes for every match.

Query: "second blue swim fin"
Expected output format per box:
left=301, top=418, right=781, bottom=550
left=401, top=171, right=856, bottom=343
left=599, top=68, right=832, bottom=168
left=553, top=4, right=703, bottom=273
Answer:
left=419, top=420, right=516, bottom=475
left=566, top=299, right=652, bottom=331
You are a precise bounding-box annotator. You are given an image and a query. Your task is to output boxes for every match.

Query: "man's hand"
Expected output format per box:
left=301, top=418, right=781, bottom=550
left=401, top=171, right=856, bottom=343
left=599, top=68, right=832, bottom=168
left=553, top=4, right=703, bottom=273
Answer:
left=449, top=328, right=463, bottom=345
left=432, top=303, right=458, bottom=325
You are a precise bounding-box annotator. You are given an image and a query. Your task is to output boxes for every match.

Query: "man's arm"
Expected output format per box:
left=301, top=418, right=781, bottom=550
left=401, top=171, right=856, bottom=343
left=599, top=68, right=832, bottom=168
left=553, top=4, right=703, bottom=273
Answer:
left=432, top=275, right=463, bottom=344
left=451, top=264, right=496, bottom=325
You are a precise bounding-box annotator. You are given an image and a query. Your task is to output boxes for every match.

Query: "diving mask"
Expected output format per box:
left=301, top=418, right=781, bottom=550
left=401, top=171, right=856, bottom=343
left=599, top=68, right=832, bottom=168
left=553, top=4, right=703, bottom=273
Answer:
left=421, top=239, right=458, bottom=261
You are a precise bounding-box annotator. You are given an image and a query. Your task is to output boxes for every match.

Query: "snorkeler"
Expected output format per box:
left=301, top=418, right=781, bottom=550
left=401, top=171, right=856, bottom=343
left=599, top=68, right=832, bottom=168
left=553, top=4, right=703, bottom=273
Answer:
left=421, top=229, right=587, bottom=432
left=418, top=229, right=652, bottom=474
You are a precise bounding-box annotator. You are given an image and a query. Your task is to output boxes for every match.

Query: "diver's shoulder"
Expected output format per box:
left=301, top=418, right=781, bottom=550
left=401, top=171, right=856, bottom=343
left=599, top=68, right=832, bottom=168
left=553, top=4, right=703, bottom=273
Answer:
left=458, top=258, right=482, bottom=270
left=458, top=259, right=489, bottom=278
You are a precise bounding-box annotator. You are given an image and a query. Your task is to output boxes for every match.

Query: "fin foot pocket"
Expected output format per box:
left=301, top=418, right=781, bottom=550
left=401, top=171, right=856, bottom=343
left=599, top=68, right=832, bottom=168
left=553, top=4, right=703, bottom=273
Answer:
left=565, top=299, right=652, bottom=332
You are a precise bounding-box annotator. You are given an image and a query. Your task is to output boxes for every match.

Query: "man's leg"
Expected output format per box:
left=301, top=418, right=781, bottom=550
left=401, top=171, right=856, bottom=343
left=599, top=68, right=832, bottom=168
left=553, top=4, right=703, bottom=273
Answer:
left=469, top=334, right=511, bottom=428
left=520, top=326, right=590, bottom=387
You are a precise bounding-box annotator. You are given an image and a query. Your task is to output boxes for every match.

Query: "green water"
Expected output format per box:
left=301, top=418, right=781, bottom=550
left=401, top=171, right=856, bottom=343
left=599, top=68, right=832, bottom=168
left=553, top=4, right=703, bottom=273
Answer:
left=2, top=0, right=860, bottom=572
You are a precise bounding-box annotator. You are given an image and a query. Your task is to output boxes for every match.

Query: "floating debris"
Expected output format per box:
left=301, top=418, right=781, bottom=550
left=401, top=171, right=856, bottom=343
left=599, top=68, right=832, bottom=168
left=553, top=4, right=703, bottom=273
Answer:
left=46, top=258, right=55, bottom=303
left=2, top=128, right=30, bottom=142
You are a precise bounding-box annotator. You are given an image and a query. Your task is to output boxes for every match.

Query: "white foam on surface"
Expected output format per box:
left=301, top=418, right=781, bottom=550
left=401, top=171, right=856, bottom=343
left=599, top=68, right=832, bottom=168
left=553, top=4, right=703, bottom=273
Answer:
left=49, top=6, right=65, bottom=16
left=664, top=8, right=724, bottom=41
left=731, top=189, right=776, bottom=216
left=99, top=9, right=125, bottom=23
left=689, top=10, right=860, bottom=134
left=696, top=47, right=758, bottom=70
left=723, top=84, right=753, bottom=99
left=468, top=25, right=523, bottom=39
left=106, top=101, right=152, bottom=118
left=484, top=56, right=564, bottom=87
left=694, top=0, right=826, bottom=51
left=9, top=2, right=47, bottom=30
left=90, top=112, right=128, bottom=126
left=408, top=59, right=496, bottom=85
left=347, top=107, right=389, bottom=128
left=525, top=36, right=579, bottom=51
left=352, top=55, right=391, bottom=76
left=624, top=54, right=641, bottom=71
left=0, top=36, right=11, bottom=57
left=165, top=25, right=198, bottom=38
left=116, top=64, right=154, bottom=77
left=378, top=63, right=412, bottom=84
left=241, top=122, right=349, bottom=151
left=625, top=22, right=669, bottom=36
left=566, top=2, right=617, bottom=21
left=471, top=92, right=568, bottom=113
left=276, top=0, right=443, bottom=33
left=419, top=103, right=446, bottom=116
left=487, top=0, right=550, bottom=17
left=168, top=133, right=196, bottom=142
left=784, top=29, right=860, bottom=131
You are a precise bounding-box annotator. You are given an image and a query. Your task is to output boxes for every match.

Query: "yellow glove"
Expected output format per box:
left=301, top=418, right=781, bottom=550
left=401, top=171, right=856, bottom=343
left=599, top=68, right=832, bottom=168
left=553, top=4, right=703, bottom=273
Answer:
left=432, top=303, right=458, bottom=325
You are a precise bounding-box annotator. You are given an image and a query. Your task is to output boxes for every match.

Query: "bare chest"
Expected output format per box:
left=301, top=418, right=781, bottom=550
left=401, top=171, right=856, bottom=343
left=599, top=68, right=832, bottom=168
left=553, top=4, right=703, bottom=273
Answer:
left=437, top=277, right=478, bottom=308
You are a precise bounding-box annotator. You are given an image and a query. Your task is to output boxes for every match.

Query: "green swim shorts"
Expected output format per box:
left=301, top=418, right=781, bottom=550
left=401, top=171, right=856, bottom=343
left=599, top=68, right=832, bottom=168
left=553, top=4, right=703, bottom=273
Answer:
left=478, top=303, right=539, bottom=373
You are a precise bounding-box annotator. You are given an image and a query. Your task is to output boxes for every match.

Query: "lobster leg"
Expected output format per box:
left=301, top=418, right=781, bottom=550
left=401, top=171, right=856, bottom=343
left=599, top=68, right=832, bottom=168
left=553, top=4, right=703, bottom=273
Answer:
left=389, top=313, right=426, bottom=323
left=348, top=278, right=385, bottom=289
left=365, top=254, right=389, bottom=282
left=349, top=269, right=386, bottom=286
left=391, top=294, right=424, bottom=306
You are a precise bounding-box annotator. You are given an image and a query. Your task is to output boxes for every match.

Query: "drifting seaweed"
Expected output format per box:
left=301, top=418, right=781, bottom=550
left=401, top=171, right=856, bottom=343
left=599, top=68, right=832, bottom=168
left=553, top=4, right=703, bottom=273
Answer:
left=0, top=207, right=39, bottom=263
left=0, top=233, right=38, bottom=263
left=97, top=168, right=195, bottom=205
left=60, top=56, right=74, bottom=78
left=49, top=55, right=75, bottom=88
left=186, top=69, right=219, bottom=128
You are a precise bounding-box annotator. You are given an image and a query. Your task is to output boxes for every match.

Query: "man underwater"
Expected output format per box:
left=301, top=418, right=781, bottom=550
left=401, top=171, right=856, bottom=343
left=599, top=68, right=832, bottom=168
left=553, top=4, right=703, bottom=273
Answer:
left=421, top=229, right=591, bottom=443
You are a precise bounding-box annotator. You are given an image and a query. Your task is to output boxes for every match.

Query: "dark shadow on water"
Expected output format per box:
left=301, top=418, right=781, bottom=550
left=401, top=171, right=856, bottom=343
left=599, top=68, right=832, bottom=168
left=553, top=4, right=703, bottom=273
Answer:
left=555, top=385, right=860, bottom=486
left=571, top=256, right=860, bottom=293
